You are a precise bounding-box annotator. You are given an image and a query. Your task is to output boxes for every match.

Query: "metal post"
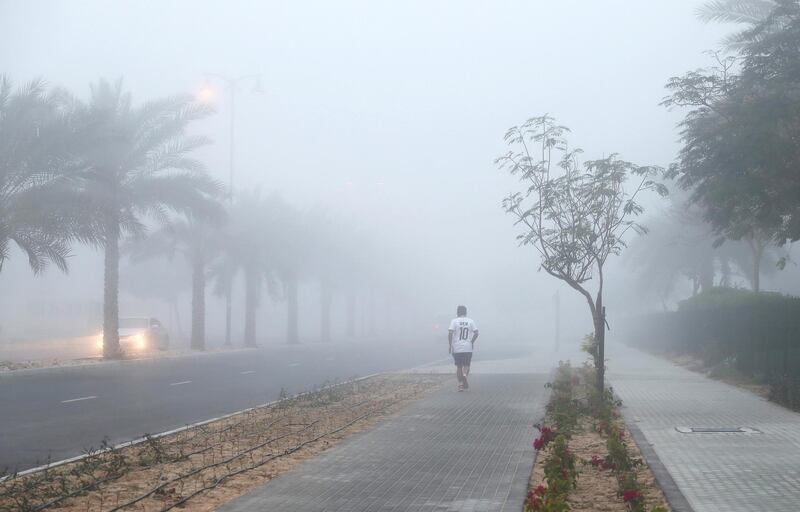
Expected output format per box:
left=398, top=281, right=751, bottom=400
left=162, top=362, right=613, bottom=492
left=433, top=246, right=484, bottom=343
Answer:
left=224, top=82, right=236, bottom=347
left=202, top=73, right=261, bottom=348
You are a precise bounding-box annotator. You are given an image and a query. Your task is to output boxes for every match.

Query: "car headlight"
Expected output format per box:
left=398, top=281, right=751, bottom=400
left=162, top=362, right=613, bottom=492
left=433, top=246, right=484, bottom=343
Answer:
left=135, top=333, right=147, bottom=350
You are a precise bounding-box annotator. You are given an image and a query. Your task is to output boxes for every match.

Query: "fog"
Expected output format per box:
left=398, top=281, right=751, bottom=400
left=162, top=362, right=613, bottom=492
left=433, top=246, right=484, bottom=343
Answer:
left=0, top=0, right=741, bottom=355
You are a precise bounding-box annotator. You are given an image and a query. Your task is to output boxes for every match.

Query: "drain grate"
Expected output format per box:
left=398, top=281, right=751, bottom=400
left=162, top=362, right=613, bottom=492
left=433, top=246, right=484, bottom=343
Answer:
left=675, top=426, right=762, bottom=434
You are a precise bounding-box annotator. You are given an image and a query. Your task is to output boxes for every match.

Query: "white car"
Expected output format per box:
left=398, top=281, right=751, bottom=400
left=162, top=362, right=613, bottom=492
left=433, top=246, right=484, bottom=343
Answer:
left=98, top=317, right=170, bottom=353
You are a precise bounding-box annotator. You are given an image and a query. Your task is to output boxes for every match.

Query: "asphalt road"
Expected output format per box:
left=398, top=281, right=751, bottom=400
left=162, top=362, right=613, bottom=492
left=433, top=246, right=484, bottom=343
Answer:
left=0, top=340, right=447, bottom=473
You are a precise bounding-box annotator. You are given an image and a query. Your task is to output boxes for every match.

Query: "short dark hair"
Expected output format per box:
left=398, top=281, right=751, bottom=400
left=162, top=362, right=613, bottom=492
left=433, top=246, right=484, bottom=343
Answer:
left=457, top=305, right=467, bottom=317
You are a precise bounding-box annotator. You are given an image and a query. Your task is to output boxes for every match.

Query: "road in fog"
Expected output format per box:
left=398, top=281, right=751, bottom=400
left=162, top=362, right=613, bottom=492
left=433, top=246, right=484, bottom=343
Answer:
left=0, top=341, right=450, bottom=472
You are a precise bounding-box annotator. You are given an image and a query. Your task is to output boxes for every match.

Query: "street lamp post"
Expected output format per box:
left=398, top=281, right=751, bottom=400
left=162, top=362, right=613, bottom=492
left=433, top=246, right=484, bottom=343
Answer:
left=198, top=73, right=263, bottom=347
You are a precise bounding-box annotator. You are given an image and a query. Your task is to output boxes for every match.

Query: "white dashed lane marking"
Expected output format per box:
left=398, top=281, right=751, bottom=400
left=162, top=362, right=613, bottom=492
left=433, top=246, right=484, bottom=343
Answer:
left=240, top=370, right=256, bottom=375
left=169, top=380, right=192, bottom=386
left=61, top=396, right=97, bottom=404
left=288, top=362, right=301, bottom=367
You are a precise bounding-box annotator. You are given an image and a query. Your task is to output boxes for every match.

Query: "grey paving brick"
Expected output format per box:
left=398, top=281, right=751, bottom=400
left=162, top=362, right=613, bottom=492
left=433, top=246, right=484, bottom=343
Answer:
left=219, top=373, right=548, bottom=512
left=609, top=348, right=800, bottom=512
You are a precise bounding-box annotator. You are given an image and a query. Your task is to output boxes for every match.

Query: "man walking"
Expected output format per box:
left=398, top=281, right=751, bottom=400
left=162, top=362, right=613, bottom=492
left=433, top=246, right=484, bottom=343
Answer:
left=448, top=305, right=479, bottom=391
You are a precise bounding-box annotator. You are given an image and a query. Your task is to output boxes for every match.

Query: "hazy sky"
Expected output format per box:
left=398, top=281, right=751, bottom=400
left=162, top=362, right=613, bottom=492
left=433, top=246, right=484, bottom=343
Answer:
left=0, top=1, right=739, bottom=343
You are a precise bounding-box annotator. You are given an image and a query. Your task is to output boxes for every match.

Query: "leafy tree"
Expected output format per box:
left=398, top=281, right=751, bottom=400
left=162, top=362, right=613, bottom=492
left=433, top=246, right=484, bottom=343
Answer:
left=628, top=188, right=781, bottom=303
left=0, top=76, right=101, bottom=273
left=664, top=1, right=800, bottom=288
left=71, top=79, right=223, bottom=358
left=496, top=115, right=665, bottom=391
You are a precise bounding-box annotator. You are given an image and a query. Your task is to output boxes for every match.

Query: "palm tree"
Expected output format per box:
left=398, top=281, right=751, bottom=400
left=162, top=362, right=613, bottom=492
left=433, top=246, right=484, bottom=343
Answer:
left=0, top=76, right=101, bottom=274
left=72, top=79, right=223, bottom=358
left=211, top=191, right=288, bottom=347
left=127, top=215, right=224, bottom=350
left=698, top=0, right=778, bottom=49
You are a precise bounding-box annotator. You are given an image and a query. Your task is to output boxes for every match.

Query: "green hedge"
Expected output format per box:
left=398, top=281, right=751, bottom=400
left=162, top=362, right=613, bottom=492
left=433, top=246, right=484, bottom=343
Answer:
left=627, top=288, right=800, bottom=381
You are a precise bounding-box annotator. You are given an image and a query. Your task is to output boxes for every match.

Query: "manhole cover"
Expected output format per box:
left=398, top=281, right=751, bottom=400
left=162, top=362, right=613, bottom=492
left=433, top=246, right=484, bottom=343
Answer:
left=675, top=426, right=762, bottom=434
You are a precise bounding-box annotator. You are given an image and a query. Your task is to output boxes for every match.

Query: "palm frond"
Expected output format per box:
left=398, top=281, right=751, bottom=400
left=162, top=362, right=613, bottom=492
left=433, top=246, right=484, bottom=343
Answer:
left=696, top=0, right=776, bottom=24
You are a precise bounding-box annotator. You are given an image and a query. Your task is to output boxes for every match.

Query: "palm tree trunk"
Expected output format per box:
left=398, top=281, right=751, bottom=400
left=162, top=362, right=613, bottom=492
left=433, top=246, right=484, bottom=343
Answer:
left=320, top=279, right=331, bottom=342
left=103, top=218, right=122, bottom=359
left=243, top=267, right=257, bottom=347
left=190, top=251, right=206, bottom=350
left=287, top=270, right=299, bottom=344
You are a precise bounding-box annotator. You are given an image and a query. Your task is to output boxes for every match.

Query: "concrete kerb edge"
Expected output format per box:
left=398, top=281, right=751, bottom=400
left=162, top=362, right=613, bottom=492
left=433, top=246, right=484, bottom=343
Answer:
left=1, top=371, right=389, bottom=482
left=617, top=400, right=695, bottom=512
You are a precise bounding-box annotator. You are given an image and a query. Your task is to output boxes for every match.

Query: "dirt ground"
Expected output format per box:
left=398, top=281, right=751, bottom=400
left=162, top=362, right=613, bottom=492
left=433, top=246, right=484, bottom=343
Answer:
left=669, top=352, right=770, bottom=399
left=0, top=373, right=446, bottom=512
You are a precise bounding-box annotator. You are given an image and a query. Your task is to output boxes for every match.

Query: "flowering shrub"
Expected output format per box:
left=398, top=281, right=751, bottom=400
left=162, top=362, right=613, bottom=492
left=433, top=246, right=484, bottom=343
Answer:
left=546, top=362, right=581, bottom=436
left=544, top=435, right=577, bottom=495
left=623, top=489, right=643, bottom=503
left=529, top=363, right=666, bottom=512
left=524, top=435, right=575, bottom=512
left=589, top=454, right=611, bottom=470
left=533, top=425, right=555, bottom=451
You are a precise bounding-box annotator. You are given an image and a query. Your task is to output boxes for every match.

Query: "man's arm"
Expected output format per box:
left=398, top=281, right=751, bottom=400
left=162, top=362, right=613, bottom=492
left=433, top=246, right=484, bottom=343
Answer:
left=448, top=330, right=454, bottom=354
left=471, top=330, right=479, bottom=344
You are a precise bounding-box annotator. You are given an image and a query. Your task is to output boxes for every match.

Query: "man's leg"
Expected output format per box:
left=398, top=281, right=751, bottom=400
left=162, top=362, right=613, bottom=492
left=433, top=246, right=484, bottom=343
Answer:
left=455, top=363, right=464, bottom=390
left=462, top=353, right=471, bottom=389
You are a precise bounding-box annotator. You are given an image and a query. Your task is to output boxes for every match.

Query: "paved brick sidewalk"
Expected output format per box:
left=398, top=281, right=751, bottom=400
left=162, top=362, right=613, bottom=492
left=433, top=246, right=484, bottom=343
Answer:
left=220, top=373, right=549, bottom=512
left=608, top=347, right=800, bottom=512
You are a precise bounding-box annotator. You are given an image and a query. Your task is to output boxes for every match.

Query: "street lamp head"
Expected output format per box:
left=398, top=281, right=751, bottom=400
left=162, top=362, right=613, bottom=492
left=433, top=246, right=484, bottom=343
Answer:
left=196, top=82, right=216, bottom=103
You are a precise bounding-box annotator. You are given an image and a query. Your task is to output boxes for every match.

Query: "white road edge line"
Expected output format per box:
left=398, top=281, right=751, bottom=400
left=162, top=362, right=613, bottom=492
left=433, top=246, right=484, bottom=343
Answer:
left=61, top=395, right=97, bottom=403
left=240, top=370, right=255, bottom=375
left=287, top=362, right=301, bottom=367
left=4, top=371, right=392, bottom=482
left=169, top=380, right=192, bottom=386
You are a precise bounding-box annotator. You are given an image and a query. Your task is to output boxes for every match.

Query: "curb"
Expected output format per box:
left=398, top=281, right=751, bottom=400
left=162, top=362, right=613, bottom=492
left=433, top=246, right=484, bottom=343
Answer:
left=620, top=408, right=695, bottom=512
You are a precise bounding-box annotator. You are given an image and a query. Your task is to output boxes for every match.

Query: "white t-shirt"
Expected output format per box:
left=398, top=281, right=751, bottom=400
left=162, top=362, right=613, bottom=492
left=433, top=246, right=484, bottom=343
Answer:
left=449, top=316, right=478, bottom=353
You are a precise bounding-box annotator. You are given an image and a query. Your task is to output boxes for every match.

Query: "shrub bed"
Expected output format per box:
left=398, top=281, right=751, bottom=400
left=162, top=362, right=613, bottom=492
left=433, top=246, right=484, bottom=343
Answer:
left=526, top=362, right=669, bottom=512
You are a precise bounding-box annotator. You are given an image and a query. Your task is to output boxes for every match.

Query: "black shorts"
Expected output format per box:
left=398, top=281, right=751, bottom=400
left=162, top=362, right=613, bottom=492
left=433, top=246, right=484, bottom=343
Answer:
left=453, top=352, right=472, bottom=366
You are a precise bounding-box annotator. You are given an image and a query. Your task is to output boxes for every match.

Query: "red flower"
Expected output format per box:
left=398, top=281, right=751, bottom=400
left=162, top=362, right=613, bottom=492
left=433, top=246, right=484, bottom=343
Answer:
left=533, top=437, right=543, bottom=450
left=561, top=469, right=569, bottom=479
left=622, top=489, right=642, bottom=503
left=534, top=484, right=547, bottom=496
left=618, top=430, right=625, bottom=440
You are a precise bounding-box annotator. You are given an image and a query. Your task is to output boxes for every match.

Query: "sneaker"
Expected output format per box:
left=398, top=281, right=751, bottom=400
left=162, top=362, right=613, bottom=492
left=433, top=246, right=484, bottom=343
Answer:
left=463, top=377, right=469, bottom=390
left=458, top=383, right=464, bottom=392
